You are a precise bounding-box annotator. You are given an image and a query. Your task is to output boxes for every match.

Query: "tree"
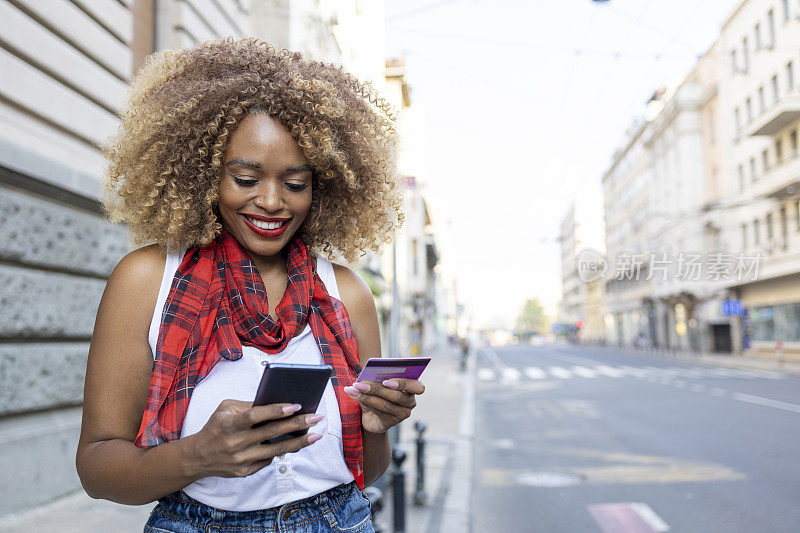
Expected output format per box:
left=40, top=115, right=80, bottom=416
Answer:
left=516, top=298, right=546, bottom=339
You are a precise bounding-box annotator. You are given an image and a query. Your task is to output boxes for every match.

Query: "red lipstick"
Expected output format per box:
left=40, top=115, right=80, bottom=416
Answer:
left=240, top=214, right=291, bottom=238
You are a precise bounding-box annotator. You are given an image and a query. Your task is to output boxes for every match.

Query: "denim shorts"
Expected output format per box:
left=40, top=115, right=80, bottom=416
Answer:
left=144, top=481, right=374, bottom=533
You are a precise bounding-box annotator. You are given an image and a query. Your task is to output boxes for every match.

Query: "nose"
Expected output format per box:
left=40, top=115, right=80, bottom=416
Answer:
left=256, top=180, right=283, bottom=212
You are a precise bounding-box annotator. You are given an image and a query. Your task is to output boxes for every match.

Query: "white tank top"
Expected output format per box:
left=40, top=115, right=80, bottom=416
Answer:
left=147, top=248, right=355, bottom=511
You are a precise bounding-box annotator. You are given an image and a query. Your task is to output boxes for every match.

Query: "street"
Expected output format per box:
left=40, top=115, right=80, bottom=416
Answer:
left=472, top=344, right=800, bottom=533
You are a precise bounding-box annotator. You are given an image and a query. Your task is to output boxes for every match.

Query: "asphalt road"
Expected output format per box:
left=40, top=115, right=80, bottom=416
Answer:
left=471, top=343, right=800, bottom=533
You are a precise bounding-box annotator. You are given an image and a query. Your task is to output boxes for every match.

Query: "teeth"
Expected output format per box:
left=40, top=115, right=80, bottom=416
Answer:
left=246, top=216, right=286, bottom=230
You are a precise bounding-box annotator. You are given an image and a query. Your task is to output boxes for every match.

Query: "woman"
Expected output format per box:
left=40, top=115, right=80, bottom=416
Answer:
left=76, top=37, right=424, bottom=533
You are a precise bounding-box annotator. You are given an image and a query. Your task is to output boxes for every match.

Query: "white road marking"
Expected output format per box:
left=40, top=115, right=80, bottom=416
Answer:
left=673, top=380, right=687, bottom=388
left=571, top=365, right=598, bottom=378
left=710, top=388, right=727, bottom=397
left=501, top=367, right=521, bottom=382
left=524, top=367, right=546, bottom=379
left=630, top=502, right=671, bottom=532
left=548, top=366, right=572, bottom=379
left=732, top=392, right=800, bottom=413
left=621, top=365, right=649, bottom=377
left=595, top=365, right=625, bottom=377
left=477, top=368, right=495, bottom=381
left=690, top=384, right=706, bottom=393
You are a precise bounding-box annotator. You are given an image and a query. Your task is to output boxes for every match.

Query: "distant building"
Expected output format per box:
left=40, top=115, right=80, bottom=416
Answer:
left=719, top=0, right=800, bottom=359
left=558, top=197, right=605, bottom=341
left=601, top=42, right=731, bottom=352
left=383, top=58, right=443, bottom=356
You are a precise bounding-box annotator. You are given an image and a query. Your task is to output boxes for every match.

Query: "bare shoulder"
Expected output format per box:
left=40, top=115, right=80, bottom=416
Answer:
left=111, top=243, right=168, bottom=288
left=331, top=262, right=381, bottom=363
left=331, top=263, right=375, bottom=313
left=99, top=244, right=168, bottom=329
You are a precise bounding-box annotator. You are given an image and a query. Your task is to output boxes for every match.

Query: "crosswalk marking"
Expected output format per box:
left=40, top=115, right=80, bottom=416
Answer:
left=595, top=365, right=626, bottom=378
left=548, top=366, right=572, bottom=379
left=571, top=365, right=599, bottom=378
left=477, top=368, right=495, bottom=381
left=476, top=363, right=786, bottom=382
left=524, top=367, right=546, bottom=379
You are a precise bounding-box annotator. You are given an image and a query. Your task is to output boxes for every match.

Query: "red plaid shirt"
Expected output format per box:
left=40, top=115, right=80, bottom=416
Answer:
left=135, top=228, right=364, bottom=489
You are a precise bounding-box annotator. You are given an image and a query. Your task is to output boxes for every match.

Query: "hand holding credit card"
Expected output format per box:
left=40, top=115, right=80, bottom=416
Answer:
left=355, top=357, right=431, bottom=383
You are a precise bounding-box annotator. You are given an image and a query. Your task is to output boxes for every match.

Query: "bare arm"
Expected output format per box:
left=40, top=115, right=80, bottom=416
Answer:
left=333, top=264, right=392, bottom=487
left=76, top=246, right=322, bottom=505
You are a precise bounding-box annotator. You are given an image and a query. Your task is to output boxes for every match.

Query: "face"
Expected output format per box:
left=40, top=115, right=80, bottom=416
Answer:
left=217, top=112, right=314, bottom=263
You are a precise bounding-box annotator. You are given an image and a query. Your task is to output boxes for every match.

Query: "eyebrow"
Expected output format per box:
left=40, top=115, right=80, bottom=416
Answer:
left=225, top=158, right=313, bottom=174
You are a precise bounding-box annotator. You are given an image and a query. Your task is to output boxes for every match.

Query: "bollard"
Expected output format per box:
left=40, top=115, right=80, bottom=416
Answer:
left=413, top=420, right=427, bottom=506
left=391, top=445, right=407, bottom=533
left=364, top=486, right=384, bottom=533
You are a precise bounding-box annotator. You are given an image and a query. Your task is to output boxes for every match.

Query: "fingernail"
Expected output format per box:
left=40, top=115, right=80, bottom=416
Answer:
left=306, top=414, right=324, bottom=424
left=283, top=404, right=302, bottom=414
left=344, top=386, right=361, bottom=397
left=353, top=382, right=370, bottom=392
left=383, top=380, right=399, bottom=388
left=308, top=433, right=322, bottom=443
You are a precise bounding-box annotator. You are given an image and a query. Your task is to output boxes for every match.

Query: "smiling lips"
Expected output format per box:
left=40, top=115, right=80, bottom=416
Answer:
left=240, top=214, right=291, bottom=238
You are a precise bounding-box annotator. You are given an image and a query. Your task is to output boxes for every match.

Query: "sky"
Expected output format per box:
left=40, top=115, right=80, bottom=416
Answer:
left=383, top=0, right=742, bottom=330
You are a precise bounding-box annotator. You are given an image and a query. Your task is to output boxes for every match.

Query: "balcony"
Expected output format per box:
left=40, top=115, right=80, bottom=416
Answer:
left=745, top=94, right=800, bottom=137
left=752, top=153, right=800, bottom=200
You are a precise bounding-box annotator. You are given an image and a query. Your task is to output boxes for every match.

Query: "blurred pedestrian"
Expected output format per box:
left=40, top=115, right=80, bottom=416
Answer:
left=76, top=37, right=425, bottom=532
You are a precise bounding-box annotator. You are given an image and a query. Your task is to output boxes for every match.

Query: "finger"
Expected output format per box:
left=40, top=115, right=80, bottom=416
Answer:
left=244, top=412, right=324, bottom=446
left=349, top=382, right=417, bottom=408
left=237, top=403, right=303, bottom=430
left=381, top=378, right=425, bottom=395
left=355, top=392, right=412, bottom=419
left=265, top=432, right=323, bottom=458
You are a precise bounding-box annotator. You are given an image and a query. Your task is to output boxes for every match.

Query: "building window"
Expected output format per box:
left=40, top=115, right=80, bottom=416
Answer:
left=750, top=157, right=757, bottom=181
left=762, top=148, right=770, bottom=172
left=781, top=205, right=788, bottom=247
left=772, top=74, right=780, bottom=103
left=796, top=199, right=800, bottom=230
left=768, top=8, right=776, bottom=46
left=742, top=222, right=748, bottom=249
left=758, top=85, right=765, bottom=111
left=791, top=129, right=798, bottom=155
left=742, top=37, right=750, bottom=72
left=783, top=0, right=790, bottom=20
left=788, top=61, right=795, bottom=91
left=754, top=218, right=761, bottom=244
left=731, top=49, right=738, bottom=74
left=745, top=97, right=753, bottom=121
left=755, top=22, right=762, bottom=49
left=735, top=106, right=742, bottom=131
left=767, top=212, right=774, bottom=240
left=708, top=108, right=716, bottom=142
left=751, top=306, right=775, bottom=341
left=776, top=139, right=784, bottom=163
left=738, top=164, right=745, bottom=191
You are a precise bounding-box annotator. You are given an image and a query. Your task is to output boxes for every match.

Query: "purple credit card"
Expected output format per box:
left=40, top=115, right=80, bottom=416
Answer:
left=356, top=357, right=431, bottom=383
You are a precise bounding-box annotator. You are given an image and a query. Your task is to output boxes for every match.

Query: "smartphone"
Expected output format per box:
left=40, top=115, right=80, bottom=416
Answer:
left=356, top=357, right=431, bottom=383
left=252, top=363, right=332, bottom=444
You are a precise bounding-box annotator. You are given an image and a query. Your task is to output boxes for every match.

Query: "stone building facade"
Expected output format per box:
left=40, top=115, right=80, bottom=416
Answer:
left=0, top=0, right=249, bottom=516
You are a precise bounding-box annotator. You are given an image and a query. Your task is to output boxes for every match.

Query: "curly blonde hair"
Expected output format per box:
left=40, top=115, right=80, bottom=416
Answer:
left=102, top=37, right=403, bottom=262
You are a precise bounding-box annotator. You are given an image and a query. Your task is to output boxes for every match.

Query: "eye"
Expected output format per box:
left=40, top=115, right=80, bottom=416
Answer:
left=234, top=177, right=257, bottom=187
left=286, top=182, right=310, bottom=192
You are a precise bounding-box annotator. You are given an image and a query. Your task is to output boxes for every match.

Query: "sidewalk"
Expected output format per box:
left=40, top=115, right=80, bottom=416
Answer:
left=585, top=343, right=800, bottom=377
left=0, top=347, right=475, bottom=533
left=373, top=346, right=475, bottom=533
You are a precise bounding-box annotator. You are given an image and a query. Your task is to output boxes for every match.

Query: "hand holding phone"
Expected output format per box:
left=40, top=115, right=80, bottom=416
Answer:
left=252, top=363, right=332, bottom=444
